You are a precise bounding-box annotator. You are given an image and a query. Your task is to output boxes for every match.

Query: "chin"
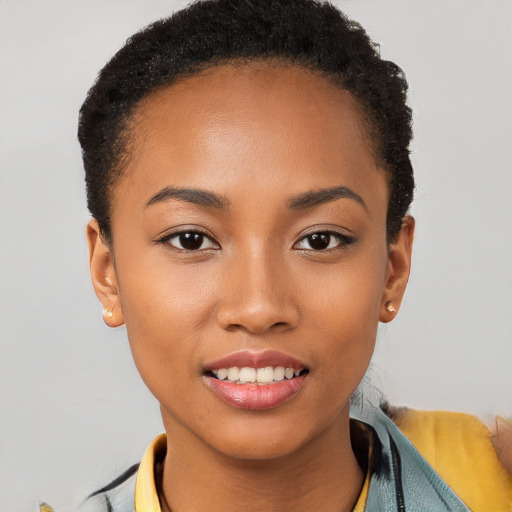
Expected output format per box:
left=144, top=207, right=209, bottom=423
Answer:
left=212, top=430, right=307, bottom=461
left=204, top=407, right=342, bottom=462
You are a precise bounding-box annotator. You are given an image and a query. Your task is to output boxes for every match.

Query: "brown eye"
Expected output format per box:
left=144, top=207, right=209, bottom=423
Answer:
left=306, top=233, right=332, bottom=250
left=179, top=232, right=204, bottom=250
left=294, top=231, right=354, bottom=251
left=166, top=231, right=218, bottom=251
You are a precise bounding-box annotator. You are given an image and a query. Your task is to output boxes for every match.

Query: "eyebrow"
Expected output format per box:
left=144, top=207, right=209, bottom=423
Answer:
left=144, top=186, right=231, bottom=210
left=144, top=184, right=366, bottom=212
left=287, top=186, right=367, bottom=211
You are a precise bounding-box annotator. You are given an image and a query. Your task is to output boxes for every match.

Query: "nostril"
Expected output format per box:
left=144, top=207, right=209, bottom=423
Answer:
left=217, top=299, right=299, bottom=334
left=225, top=323, right=243, bottom=332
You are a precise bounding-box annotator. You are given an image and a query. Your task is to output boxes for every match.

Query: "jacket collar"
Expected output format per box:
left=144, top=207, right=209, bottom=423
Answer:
left=350, top=403, right=471, bottom=512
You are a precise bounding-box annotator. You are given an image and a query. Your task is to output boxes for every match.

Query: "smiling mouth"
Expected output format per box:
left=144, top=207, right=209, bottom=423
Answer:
left=207, top=366, right=310, bottom=385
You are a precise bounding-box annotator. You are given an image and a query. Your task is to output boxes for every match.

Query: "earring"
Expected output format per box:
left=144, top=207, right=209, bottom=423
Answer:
left=103, top=308, right=114, bottom=318
left=385, top=301, right=397, bottom=313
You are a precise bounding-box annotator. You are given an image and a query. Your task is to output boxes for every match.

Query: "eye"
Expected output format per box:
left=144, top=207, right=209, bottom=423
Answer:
left=164, top=231, right=219, bottom=251
left=294, top=231, right=353, bottom=251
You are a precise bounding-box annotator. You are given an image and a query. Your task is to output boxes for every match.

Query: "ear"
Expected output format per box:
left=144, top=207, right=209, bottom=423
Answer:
left=379, top=215, right=415, bottom=323
left=86, top=219, right=125, bottom=327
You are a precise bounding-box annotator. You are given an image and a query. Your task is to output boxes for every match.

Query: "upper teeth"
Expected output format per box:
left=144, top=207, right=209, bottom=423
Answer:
left=212, top=366, right=302, bottom=384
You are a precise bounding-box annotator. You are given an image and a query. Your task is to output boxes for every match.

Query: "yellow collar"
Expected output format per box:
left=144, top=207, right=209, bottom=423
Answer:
left=133, top=432, right=370, bottom=512
left=135, top=433, right=166, bottom=512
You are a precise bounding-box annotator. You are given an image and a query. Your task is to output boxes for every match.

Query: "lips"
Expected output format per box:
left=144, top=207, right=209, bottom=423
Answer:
left=203, top=350, right=309, bottom=410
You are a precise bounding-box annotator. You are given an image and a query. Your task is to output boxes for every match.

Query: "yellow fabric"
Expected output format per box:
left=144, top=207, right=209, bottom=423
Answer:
left=395, top=409, right=512, bottom=512
left=39, top=503, right=55, bottom=512
left=352, top=470, right=370, bottom=512
left=135, top=433, right=166, bottom=512
left=134, top=411, right=512, bottom=512
left=134, top=432, right=371, bottom=512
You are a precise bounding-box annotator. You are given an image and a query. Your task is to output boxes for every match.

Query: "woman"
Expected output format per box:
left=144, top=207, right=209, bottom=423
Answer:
left=46, top=0, right=511, bottom=510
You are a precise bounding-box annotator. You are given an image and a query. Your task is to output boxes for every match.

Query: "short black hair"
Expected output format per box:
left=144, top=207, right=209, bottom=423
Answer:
left=78, top=0, right=414, bottom=243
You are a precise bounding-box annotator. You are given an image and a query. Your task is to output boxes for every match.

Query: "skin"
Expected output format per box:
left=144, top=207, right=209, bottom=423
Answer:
left=88, top=64, right=414, bottom=512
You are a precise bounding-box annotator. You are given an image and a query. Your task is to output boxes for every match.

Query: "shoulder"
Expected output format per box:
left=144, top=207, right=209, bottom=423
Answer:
left=76, top=433, right=166, bottom=512
left=390, top=407, right=512, bottom=511
left=75, top=463, right=138, bottom=512
left=39, top=464, right=138, bottom=512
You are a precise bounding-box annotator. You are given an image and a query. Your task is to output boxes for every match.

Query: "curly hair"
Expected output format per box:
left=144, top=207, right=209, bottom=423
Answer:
left=78, top=0, right=414, bottom=243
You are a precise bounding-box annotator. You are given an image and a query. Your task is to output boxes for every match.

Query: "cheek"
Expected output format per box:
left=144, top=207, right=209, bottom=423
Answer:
left=301, top=244, right=387, bottom=324
left=114, top=253, right=219, bottom=387
left=300, top=247, right=387, bottom=379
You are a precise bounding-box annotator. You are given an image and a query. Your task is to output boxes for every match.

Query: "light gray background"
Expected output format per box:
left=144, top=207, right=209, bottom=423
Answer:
left=1, top=0, right=511, bottom=509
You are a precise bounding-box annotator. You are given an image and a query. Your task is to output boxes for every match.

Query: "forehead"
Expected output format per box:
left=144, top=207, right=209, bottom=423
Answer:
left=115, top=63, right=386, bottom=214
left=131, top=63, right=374, bottom=155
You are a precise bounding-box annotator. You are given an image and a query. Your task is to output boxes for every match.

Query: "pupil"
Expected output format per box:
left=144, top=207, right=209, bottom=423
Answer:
left=180, top=232, right=203, bottom=250
left=309, top=233, right=330, bottom=250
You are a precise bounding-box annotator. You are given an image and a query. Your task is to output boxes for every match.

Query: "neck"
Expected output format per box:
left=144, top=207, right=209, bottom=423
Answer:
left=159, top=411, right=364, bottom=512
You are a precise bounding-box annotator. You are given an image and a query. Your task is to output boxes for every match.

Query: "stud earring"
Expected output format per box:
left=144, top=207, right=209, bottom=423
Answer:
left=103, top=307, right=114, bottom=318
left=386, top=301, right=397, bottom=313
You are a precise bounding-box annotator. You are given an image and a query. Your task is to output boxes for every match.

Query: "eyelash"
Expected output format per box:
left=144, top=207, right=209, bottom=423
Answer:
left=155, top=229, right=355, bottom=253
left=156, top=229, right=219, bottom=251
left=293, top=230, right=355, bottom=252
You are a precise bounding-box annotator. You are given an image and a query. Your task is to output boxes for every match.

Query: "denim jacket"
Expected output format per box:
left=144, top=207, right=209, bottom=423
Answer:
left=68, top=404, right=480, bottom=512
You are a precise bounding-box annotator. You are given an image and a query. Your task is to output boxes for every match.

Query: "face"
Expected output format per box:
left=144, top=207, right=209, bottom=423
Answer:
left=88, top=64, right=413, bottom=460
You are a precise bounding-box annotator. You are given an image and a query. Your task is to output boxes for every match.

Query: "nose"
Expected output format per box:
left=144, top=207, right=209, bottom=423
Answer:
left=216, top=250, right=299, bottom=334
